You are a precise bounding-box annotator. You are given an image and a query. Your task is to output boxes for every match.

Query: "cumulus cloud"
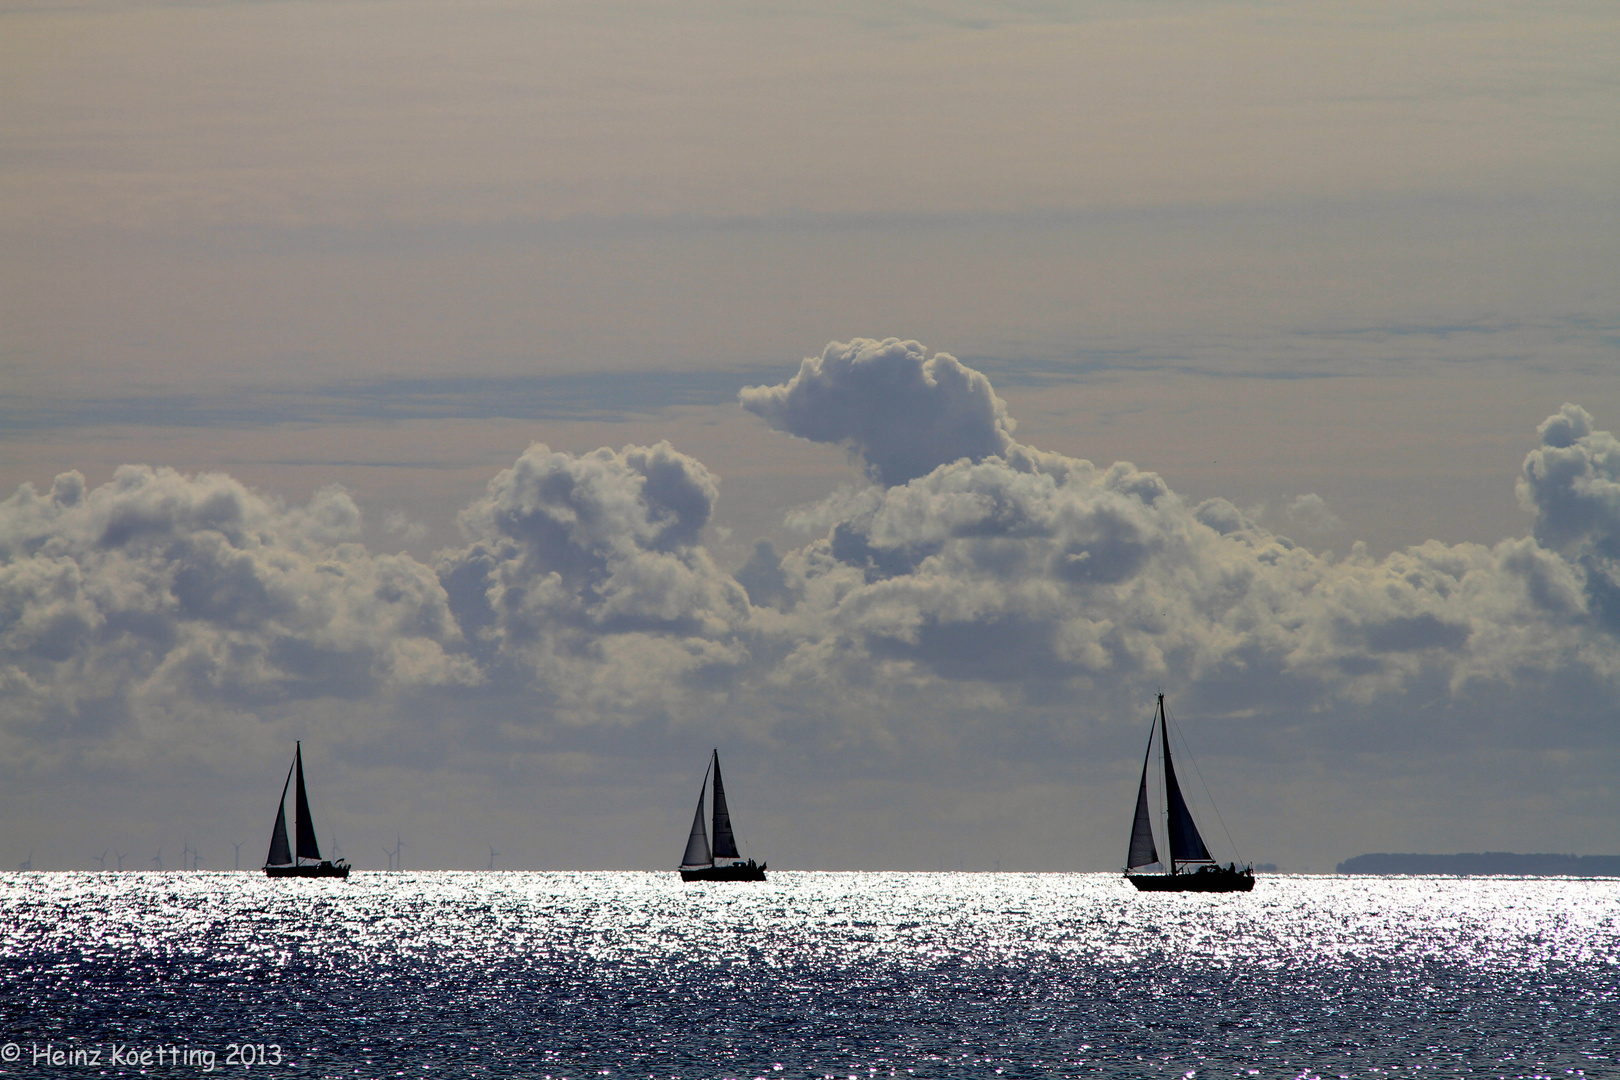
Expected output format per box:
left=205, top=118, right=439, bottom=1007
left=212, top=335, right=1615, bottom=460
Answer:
left=1520, top=403, right=1620, bottom=558
left=740, top=338, right=1016, bottom=487
left=733, top=346, right=1620, bottom=736
left=434, top=441, right=752, bottom=719
left=6, top=342, right=1620, bottom=863
left=1284, top=493, right=1342, bottom=535
left=1518, top=402, right=1620, bottom=630
left=383, top=509, right=429, bottom=546
left=782, top=464, right=1612, bottom=718
left=0, top=467, right=476, bottom=754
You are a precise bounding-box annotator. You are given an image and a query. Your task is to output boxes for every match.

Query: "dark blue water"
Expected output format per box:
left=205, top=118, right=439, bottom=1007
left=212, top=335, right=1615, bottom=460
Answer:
left=2, top=872, right=1615, bottom=1078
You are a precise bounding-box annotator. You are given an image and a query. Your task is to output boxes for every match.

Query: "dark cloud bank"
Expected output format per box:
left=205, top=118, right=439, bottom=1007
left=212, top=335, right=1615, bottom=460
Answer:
left=4, top=341, right=1618, bottom=866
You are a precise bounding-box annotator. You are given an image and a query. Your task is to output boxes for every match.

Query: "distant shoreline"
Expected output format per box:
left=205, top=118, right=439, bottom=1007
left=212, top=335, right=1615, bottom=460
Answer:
left=1337, top=853, right=1620, bottom=876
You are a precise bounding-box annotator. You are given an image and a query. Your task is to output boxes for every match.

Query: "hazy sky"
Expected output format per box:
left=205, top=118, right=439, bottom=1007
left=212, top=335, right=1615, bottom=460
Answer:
left=3, top=0, right=1617, bottom=872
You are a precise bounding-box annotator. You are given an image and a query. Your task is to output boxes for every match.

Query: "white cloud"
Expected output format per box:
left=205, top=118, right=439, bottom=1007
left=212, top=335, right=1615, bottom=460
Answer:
left=5, top=352, right=1620, bottom=865
left=0, top=466, right=475, bottom=762
left=433, top=441, right=753, bottom=722
left=8, top=367, right=1619, bottom=751
left=1520, top=404, right=1620, bottom=558
left=740, top=338, right=1016, bottom=487
left=731, top=347, right=1620, bottom=742
left=383, top=509, right=429, bottom=546
left=1285, top=493, right=1341, bottom=536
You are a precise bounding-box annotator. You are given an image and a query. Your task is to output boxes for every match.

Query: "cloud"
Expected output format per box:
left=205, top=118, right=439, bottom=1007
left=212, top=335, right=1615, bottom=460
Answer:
left=1520, top=403, right=1620, bottom=558
left=779, top=457, right=1359, bottom=696
left=740, top=338, right=1016, bottom=487
left=434, top=441, right=753, bottom=721
left=1518, top=402, right=1620, bottom=631
left=8, top=359, right=1619, bottom=751
left=1285, top=493, right=1342, bottom=535
left=0, top=466, right=475, bottom=758
left=735, top=347, right=1619, bottom=734
left=383, top=510, right=429, bottom=546
left=6, top=344, right=1620, bottom=867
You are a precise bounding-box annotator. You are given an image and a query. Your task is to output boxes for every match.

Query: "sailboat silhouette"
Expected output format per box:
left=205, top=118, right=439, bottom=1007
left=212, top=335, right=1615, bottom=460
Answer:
left=1124, top=695, right=1253, bottom=893
left=263, top=742, right=350, bottom=879
left=678, top=750, right=766, bottom=883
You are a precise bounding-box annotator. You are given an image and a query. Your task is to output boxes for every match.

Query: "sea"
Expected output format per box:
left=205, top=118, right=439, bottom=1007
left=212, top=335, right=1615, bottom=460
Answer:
left=1, top=871, right=1615, bottom=1079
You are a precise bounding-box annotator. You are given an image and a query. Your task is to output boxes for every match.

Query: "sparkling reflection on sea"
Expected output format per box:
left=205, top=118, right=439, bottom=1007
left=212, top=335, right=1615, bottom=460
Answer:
left=1, top=872, right=1615, bottom=1078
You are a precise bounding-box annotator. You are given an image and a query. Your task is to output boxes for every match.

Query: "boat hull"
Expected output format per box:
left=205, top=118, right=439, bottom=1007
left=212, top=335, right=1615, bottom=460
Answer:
left=1126, top=866, right=1254, bottom=892
left=680, top=860, right=766, bottom=883
left=264, top=861, right=351, bottom=879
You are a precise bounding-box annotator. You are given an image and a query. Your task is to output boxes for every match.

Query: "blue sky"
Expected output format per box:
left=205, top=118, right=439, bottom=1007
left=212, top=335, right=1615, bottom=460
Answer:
left=2, top=0, right=1617, bottom=871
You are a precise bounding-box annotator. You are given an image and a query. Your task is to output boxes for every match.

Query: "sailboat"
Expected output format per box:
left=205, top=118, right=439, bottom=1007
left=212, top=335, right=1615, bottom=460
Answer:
left=1124, top=695, right=1254, bottom=893
left=263, top=742, right=351, bottom=879
left=678, top=749, right=766, bottom=882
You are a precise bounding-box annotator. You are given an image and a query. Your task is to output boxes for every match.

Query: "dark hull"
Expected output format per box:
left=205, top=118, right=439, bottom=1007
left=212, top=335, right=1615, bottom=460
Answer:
left=264, top=861, right=350, bottom=879
left=1127, top=867, right=1254, bottom=893
left=680, top=860, right=766, bottom=883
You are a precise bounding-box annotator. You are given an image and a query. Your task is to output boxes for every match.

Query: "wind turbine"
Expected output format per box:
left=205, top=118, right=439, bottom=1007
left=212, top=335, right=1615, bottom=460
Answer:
left=19, top=850, right=33, bottom=871
left=94, top=850, right=108, bottom=871
left=384, top=833, right=404, bottom=872
left=151, top=848, right=162, bottom=871
left=232, top=841, right=243, bottom=872
left=115, top=851, right=127, bottom=871
left=487, top=845, right=499, bottom=871
left=182, top=842, right=193, bottom=870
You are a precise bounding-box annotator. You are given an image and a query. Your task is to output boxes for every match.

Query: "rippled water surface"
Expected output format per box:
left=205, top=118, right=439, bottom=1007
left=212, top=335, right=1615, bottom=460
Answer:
left=2, top=872, right=1616, bottom=1078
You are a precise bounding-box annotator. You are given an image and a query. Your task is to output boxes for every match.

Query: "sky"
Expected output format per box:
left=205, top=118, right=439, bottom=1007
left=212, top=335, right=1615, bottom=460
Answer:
left=2, top=0, right=1617, bottom=872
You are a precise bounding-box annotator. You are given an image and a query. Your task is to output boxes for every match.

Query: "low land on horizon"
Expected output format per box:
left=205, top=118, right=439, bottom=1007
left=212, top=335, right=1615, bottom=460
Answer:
left=1337, top=853, right=1620, bottom=876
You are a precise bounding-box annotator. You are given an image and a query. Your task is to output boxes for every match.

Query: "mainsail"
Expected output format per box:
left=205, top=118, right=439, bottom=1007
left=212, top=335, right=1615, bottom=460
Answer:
left=710, top=751, right=739, bottom=861
left=292, top=743, right=322, bottom=863
left=1159, top=706, right=1212, bottom=869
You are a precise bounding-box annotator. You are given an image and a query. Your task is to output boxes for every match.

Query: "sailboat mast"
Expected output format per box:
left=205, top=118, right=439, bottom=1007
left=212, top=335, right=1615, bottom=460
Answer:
left=1158, top=694, right=1173, bottom=874
left=294, top=743, right=304, bottom=865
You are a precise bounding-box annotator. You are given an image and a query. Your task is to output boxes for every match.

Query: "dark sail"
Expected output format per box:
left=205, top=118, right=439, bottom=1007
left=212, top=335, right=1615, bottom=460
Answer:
left=265, top=762, right=294, bottom=867
left=1126, top=740, right=1160, bottom=871
left=292, top=742, right=322, bottom=863
left=710, top=750, right=740, bottom=860
left=679, top=756, right=713, bottom=870
left=680, top=786, right=711, bottom=869
left=1159, top=702, right=1211, bottom=869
